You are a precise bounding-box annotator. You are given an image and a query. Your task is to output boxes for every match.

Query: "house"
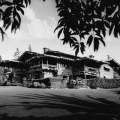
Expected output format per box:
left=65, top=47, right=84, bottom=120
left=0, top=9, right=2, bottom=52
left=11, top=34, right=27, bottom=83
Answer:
left=0, top=48, right=120, bottom=83
left=24, top=48, right=77, bottom=80
left=106, top=59, right=120, bottom=79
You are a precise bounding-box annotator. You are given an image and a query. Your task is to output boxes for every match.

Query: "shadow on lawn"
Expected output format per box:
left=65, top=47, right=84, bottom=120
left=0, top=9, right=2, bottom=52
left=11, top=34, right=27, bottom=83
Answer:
left=0, top=92, right=120, bottom=120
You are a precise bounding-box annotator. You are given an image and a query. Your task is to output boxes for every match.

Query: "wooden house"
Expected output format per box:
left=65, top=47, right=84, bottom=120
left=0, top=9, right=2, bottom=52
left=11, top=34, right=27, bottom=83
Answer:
left=0, top=48, right=120, bottom=83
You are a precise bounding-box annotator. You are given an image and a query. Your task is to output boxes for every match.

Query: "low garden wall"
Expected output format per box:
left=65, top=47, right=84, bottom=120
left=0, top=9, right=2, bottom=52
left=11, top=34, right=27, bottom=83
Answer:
left=87, top=78, right=120, bottom=89
left=47, top=77, right=63, bottom=88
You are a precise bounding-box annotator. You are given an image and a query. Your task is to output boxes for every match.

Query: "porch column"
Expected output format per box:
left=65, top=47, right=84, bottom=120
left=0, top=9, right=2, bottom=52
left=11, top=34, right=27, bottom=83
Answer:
left=39, top=59, right=40, bottom=65
left=42, top=59, right=43, bottom=68
left=47, top=60, right=48, bottom=68
left=84, top=63, right=86, bottom=79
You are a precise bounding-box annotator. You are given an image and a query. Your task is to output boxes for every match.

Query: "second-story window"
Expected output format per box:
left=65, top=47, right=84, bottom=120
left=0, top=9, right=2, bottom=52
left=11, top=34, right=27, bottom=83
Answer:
left=32, top=61, right=34, bottom=66
left=35, top=60, right=39, bottom=65
left=49, top=59, right=56, bottom=65
left=43, top=59, right=47, bottom=64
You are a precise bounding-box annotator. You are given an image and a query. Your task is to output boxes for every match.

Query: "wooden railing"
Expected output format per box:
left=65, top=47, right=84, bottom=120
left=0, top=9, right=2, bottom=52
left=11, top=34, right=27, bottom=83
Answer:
left=30, top=64, right=57, bottom=71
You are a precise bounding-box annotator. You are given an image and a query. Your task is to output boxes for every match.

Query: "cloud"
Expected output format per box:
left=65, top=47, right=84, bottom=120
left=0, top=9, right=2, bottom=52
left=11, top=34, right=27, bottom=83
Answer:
left=24, top=7, right=57, bottom=39
left=5, top=7, right=57, bottom=41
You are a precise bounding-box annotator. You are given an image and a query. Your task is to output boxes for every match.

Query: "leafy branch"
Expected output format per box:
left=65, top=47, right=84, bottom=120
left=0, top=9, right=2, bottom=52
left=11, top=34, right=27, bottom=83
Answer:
left=0, top=0, right=31, bottom=41
left=55, top=0, right=120, bottom=56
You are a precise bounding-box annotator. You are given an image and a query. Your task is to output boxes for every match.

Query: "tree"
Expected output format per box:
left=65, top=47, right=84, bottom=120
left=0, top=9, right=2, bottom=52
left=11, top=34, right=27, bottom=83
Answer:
left=54, top=0, right=120, bottom=55
left=28, top=44, right=32, bottom=52
left=0, top=0, right=31, bottom=41
left=14, top=48, right=20, bottom=60
left=1, top=0, right=120, bottom=56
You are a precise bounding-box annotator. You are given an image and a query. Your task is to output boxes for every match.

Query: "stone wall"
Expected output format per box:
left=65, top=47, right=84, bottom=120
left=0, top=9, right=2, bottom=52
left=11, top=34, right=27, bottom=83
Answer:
left=49, top=77, right=63, bottom=88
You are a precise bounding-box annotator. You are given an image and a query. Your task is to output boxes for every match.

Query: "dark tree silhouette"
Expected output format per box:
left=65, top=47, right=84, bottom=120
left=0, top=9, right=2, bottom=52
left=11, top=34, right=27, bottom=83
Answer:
left=0, top=0, right=31, bottom=40
left=1, top=0, right=120, bottom=56
left=54, top=0, right=120, bottom=55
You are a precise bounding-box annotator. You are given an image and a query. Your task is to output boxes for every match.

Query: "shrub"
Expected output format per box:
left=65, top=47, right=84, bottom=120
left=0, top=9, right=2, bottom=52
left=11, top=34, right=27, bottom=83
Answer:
left=68, top=79, right=88, bottom=89
left=33, top=82, right=40, bottom=88
left=87, top=78, right=120, bottom=89
left=39, top=83, right=46, bottom=88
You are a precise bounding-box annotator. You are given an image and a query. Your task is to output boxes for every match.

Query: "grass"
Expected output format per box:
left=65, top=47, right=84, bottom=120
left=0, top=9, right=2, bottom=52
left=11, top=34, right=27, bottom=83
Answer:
left=0, top=86, right=120, bottom=120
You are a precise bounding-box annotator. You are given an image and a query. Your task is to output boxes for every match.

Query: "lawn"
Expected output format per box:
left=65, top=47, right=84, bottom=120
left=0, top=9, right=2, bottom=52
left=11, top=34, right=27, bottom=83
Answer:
left=0, top=86, right=120, bottom=120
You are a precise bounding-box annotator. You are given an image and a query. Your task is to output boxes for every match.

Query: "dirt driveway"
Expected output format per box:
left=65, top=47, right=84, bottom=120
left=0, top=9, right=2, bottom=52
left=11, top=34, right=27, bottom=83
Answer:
left=0, top=86, right=120, bottom=120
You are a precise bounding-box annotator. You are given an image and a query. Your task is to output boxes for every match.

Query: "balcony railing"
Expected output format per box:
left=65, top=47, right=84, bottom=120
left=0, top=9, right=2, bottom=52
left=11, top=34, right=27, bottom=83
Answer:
left=42, top=64, right=47, bottom=68
left=31, top=64, right=42, bottom=68
left=30, top=64, right=57, bottom=71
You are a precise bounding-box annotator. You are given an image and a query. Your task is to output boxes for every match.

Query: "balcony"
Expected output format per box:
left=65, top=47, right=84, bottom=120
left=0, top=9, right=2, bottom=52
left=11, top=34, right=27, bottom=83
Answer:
left=31, top=64, right=42, bottom=69
left=42, top=64, right=47, bottom=68
left=73, top=71, right=84, bottom=75
left=30, top=64, right=57, bottom=72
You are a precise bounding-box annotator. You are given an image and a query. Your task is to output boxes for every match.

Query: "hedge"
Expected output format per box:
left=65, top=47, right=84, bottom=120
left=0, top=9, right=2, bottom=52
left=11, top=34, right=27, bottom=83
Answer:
left=87, top=78, right=120, bottom=89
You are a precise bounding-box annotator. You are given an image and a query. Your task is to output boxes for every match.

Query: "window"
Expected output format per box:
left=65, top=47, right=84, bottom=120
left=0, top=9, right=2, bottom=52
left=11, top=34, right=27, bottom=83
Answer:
left=35, top=75, right=40, bottom=79
left=104, top=66, right=110, bottom=72
left=43, top=59, right=47, bottom=64
left=49, top=59, right=56, bottom=65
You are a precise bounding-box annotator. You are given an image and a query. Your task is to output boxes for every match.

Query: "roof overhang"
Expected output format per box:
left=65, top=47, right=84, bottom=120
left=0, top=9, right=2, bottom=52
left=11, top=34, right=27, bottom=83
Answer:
left=76, top=57, right=109, bottom=67
left=0, top=60, right=29, bottom=68
left=18, top=51, right=40, bottom=62
left=107, top=59, right=120, bottom=67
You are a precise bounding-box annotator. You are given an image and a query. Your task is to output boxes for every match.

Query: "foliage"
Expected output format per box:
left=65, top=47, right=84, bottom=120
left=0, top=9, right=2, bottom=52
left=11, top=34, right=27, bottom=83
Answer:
left=54, top=0, right=120, bottom=56
left=1, top=0, right=120, bottom=56
left=32, top=82, right=46, bottom=88
left=68, top=78, right=88, bottom=88
left=87, top=77, right=120, bottom=89
left=0, top=0, right=31, bottom=41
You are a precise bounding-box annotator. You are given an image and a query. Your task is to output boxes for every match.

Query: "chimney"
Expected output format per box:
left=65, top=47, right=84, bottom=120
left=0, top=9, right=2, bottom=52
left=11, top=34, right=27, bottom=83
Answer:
left=107, top=55, right=111, bottom=60
left=43, top=48, right=50, bottom=54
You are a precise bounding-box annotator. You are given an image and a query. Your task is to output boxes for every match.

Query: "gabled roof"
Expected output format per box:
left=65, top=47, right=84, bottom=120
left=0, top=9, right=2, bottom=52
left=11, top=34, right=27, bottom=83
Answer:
left=44, top=48, right=81, bottom=60
left=75, top=57, right=109, bottom=67
left=0, top=60, right=29, bottom=68
left=76, top=57, right=99, bottom=63
left=18, top=51, right=40, bottom=62
left=106, top=59, right=120, bottom=67
left=26, top=53, right=75, bottom=62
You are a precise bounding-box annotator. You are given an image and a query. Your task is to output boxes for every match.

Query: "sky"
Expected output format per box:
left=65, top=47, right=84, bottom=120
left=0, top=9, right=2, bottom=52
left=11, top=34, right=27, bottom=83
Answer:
left=0, top=0, right=120, bottom=63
